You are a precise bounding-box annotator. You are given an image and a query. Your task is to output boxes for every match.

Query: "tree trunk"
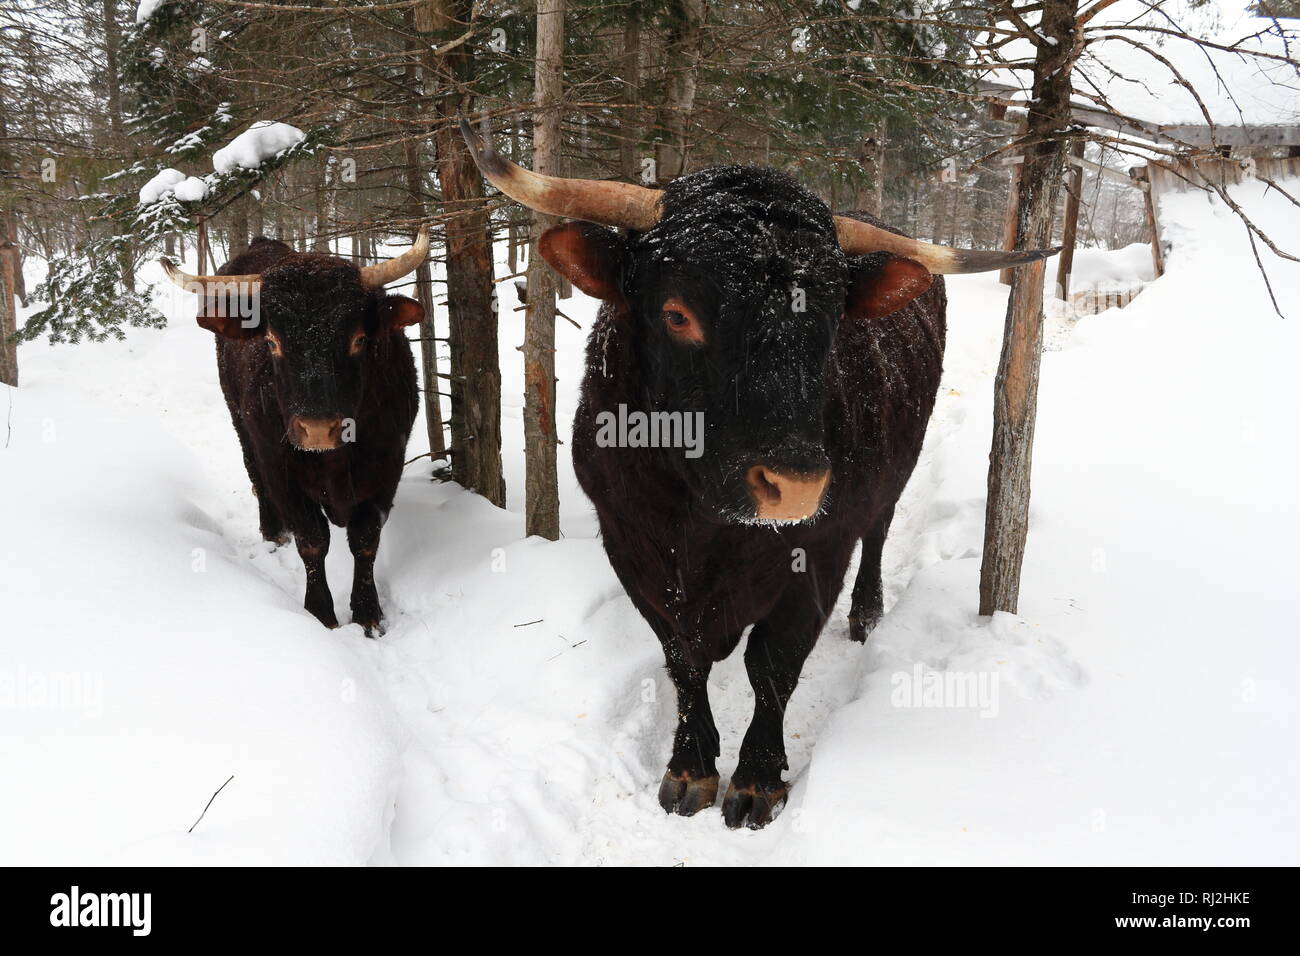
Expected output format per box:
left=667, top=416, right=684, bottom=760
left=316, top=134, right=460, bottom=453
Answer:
left=249, top=193, right=264, bottom=240
left=855, top=121, right=885, bottom=215
left=425, top=0, right=505, bottom=506
left=101, top=0, right=135, bottom=292
left=654, top=0, right=704, bottom=182
left=312, top=162, right=331, bottom=252
left=522, top=0, right=564, bottom=540
left=229, top=196, right=250, bottom=259
left=0, top=234, right=17, bottom=387
left=402, top=21, right=447, bottom=464
left=979, top=1, right=1079, bottom=616
left=0, top=94, right=17, bottom=384
left=620, top=8, right=642, bottom=182
left=931, top=180, right=950, bottom=243
left=507, top=125, right=521, bottom=274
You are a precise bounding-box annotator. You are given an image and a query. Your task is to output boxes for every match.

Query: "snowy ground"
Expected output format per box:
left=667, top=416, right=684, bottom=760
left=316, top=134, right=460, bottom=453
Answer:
left=2, top=177, right=1297, bottom=866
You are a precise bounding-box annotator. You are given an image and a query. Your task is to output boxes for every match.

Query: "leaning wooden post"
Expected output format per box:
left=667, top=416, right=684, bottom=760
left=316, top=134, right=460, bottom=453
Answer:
left=1135, top=166, right=1165, bottom=278
left=979, top=0, right=1079, bottom=616
left=1055, top=140, right=1085, bottom=301
left=998, top=119, right=1027, bottom=286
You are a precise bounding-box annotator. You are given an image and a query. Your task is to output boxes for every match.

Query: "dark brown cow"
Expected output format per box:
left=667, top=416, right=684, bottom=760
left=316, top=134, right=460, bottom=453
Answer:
left=463, top=119, right=1054, bottom=829
left=161, top=232, right=427, bottom=635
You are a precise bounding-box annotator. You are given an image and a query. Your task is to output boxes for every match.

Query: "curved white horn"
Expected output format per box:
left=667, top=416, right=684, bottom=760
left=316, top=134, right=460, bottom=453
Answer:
left=834, top=216, right=1058, bottom=275
left=359, top=225, right=430, bottom=289
left=461, top=117, right=662, bottom=231
left=159, top=258, right=261, bottom=292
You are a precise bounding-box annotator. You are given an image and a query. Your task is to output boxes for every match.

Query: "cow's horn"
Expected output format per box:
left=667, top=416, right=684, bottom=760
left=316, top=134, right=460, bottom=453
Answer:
left=834, top=216, right=1058, bottom=275
left=159, top=258, right=261, bottom=293
left=460, top=116, right=662, bottom=231
left=359, top=225, right=430, bottom=289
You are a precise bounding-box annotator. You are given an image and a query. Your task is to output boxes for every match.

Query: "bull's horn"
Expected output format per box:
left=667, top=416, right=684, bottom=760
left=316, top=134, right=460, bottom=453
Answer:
left=834, top=216, right=1058, bottom=275
left=159, top=258, right=261, bottom=292
left=359, top=225, right=430, bottom=289
left=460, top=116, right=661, bottom=231
left=460, top=115, right=1054, bottom=274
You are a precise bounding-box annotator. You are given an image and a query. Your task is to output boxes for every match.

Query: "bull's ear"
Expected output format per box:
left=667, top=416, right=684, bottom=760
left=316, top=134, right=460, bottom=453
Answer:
left=197, top=295, right=264, bottom=340
left=845, top=253, right=933, bottom=321
left=383, top=295, right=424, bottom=331
left=538, top=222, right=625, bottom=302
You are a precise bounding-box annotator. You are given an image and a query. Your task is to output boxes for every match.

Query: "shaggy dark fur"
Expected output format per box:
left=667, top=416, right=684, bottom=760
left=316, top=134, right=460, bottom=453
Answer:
left=549, top=167, right=946, bottom=828
left=208, top=237, right=419, bottom=635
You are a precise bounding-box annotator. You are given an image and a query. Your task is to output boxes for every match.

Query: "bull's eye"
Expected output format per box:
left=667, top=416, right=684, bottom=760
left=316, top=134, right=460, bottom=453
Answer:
left=266, top=331, right=284, bottom=358
left=349, top=331, right=367, bottom=356
left=661, top=298, right=704, bottom=345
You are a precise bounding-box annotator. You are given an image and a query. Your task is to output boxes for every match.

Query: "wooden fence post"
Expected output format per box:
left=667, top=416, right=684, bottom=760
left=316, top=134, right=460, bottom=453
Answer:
left=1056, top=140, right=1085, bottom=301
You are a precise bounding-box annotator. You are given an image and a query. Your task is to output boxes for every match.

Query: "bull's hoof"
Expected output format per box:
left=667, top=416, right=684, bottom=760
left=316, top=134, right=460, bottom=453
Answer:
left=307, top=603, right=339, bottom=629
left=722, top=780, right=789, bottom=830
left=263, top=530, right=291, bottom=548
left=847, top=607, right=882, bottom=643
left=354, top=616, right=385, bottom=639
left=658, top=770, right=720, bottom=817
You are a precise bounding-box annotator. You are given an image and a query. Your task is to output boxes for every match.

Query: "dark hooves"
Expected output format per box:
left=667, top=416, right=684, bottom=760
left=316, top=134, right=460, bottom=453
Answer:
left=308, top=606, right=340, bottom=629
left=658, top=770, right=720, bottom=817
left=355, top=618, right=385, bottom=639
left=722, top=780, right=789, bottom=830
left=848, top=607, right=882, bottom=643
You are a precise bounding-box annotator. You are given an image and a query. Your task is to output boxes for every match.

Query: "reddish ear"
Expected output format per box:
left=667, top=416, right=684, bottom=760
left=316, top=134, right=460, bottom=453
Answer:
left=197, top=293, right=264, bottom=339
left=845, top=253, right=933, bottom=321
left=383, top=295, right=424, bottom=331
left=538, top=222, right=625, bottom=302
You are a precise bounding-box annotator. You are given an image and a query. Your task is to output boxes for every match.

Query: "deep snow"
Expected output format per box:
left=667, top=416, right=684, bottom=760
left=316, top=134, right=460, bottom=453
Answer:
left=2, top=176, right=1297, bottom=865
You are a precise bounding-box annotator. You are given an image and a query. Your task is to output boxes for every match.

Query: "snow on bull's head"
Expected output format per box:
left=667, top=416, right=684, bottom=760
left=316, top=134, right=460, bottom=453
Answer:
left=460, top=118, right=1058, bottom=525
left=159, top=231, right=427, bottom=451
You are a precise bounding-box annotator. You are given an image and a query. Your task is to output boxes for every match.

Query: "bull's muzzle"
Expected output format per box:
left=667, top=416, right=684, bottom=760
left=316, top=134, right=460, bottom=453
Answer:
left=289, top=416, right=345, bottom=452
left=745, top=464, right=830, bottom=523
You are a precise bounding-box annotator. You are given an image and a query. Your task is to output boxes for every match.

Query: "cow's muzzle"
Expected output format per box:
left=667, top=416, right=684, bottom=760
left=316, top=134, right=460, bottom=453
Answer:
left=289, top=416, right=345, bottom=452
left=745, top=464, right=830, bottom=523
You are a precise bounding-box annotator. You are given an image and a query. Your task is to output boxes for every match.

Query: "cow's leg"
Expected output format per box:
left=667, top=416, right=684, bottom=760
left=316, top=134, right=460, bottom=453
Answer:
left=346, top=500, right=387, bottom=638
left=288, top=500, right=337, bottom=629
left=657, top=647, right=724, bottom=817
left=615, top=584, right=726, bottom=815
left=254, top=487, right=289, bottom=547
left=724, top=555, right=847, bottom=829
left=231, top=416, right=288, bottom=545
left=848, top=503, right=894, bottom=642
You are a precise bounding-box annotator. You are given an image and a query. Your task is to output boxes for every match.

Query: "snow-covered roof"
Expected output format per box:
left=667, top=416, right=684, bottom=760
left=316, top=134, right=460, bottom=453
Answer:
left=982, top=3, right=1300, bottom=141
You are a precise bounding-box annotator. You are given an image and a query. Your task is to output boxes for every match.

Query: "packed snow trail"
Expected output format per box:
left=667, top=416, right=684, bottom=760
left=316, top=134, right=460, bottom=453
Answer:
left=2, top=175, right=1297, bottom=864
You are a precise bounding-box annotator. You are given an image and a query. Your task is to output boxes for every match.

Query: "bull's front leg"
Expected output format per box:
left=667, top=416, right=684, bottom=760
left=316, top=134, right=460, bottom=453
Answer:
left=346, top=500, right=387, bottom=638
left=286, top=495, right=337, bottom=629
left=724, top=556, right=846, bottom=829
left=657, top=648, right=723, bottom=817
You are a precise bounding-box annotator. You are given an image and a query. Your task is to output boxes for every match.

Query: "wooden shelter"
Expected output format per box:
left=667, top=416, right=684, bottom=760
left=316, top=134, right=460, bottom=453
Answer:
left=981, top=78, right=1300, bottom=304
